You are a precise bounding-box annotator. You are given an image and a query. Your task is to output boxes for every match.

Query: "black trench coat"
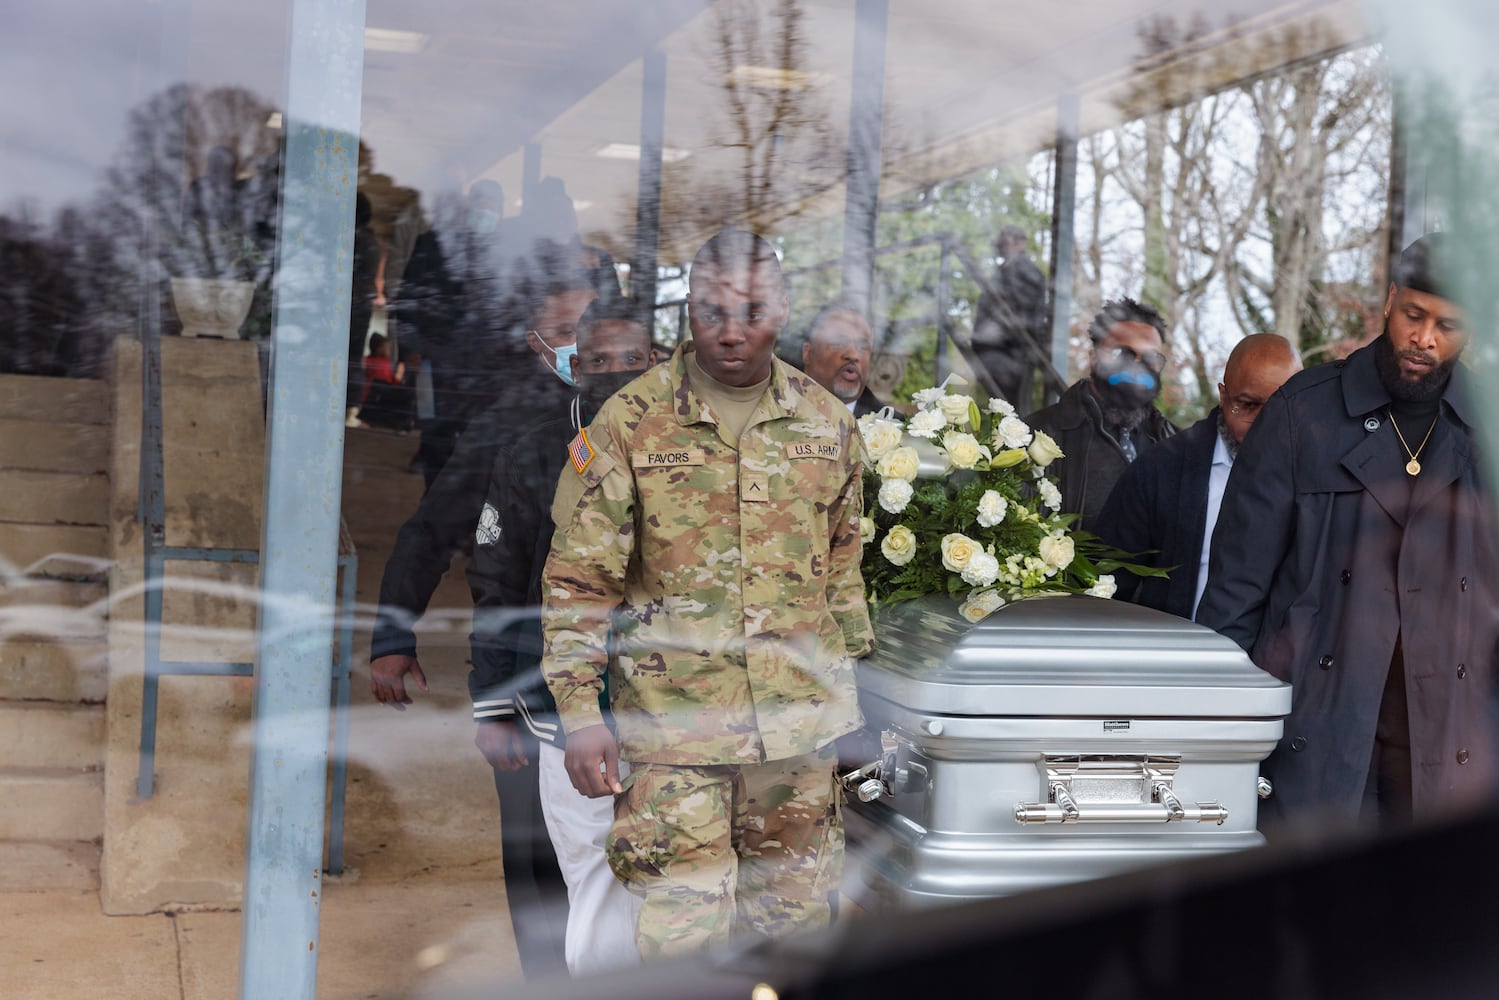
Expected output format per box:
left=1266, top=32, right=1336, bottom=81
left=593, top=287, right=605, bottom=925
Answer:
left=1197, top=341, right=1499, bottom=826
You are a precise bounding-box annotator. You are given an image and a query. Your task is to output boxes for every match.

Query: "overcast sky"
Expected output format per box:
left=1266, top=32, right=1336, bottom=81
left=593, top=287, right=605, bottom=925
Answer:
left=1, top=1, right=288, bottom=218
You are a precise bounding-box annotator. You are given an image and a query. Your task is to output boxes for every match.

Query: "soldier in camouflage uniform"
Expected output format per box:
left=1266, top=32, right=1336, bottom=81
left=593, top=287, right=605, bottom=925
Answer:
left=541, top=229, right=873, bottom=958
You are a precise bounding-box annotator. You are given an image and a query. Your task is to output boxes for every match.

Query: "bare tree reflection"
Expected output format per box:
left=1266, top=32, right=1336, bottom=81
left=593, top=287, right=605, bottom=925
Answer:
left=1071, top=21, right=1394, bottom=419
left=657, top=0, right=839, bottom=245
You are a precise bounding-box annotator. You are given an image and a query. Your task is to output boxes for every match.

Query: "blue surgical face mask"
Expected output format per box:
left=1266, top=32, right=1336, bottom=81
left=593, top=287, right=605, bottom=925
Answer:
left=1093, top=349, right=1160, bottom=409
left=537, top=336, right=578, bottom=387
left=1105, top=369, right=1157, bottom=389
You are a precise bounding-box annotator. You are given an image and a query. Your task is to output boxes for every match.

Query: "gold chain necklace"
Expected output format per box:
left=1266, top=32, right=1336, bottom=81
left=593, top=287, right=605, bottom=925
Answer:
left=1387, top=408, right=1438, bottom=476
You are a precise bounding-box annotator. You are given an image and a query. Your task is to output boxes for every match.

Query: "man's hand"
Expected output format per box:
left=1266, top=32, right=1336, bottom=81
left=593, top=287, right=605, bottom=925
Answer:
left=370, top=653, right=429, bottom=710
left=564, top=724, right=622, bottom=798
left=475, top=720, right=528, bottom=772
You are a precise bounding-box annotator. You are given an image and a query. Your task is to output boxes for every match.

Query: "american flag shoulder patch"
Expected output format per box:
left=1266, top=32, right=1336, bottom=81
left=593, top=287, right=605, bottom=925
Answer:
left=568, top=429, right=596, bottom=475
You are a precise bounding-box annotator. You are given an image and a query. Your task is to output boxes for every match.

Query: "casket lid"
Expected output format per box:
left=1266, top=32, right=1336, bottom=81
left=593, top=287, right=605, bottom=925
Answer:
left=858, top=593, right=1291, bottom=719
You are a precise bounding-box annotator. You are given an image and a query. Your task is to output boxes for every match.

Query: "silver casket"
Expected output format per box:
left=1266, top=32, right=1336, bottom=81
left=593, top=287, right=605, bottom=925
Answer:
left=842, top=593, right=1292, bottom=910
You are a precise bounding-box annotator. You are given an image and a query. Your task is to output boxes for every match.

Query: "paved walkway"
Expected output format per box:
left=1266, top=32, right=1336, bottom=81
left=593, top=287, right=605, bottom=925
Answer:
left=2, top=426, right=527, bottom=998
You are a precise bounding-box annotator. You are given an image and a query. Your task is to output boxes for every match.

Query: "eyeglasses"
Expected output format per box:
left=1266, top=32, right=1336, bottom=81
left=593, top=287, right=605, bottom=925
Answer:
left=1097, top=344, right=1167, bottom=374
left=1228, top=398, right=1265, bottom=417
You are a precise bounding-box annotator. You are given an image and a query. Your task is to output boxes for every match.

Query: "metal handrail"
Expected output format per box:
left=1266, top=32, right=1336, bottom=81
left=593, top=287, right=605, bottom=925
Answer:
left=134, top=303, right=355, bottom=873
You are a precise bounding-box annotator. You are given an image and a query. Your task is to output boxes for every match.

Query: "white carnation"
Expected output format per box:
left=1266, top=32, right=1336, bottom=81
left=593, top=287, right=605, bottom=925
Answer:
left=976, top=490, right=1008, bottom=527
left=908, top=408, right=947, bottom=439
left=996, top=414, right=1033, bottom=449
left=1086, top=574, right=1118, bottom=599
left=1037, top=479, right=1062, bottom=512
left=986, top=397, right=1016, bottom=416
left=912, top=387, right=946, bottom=407
left=878, top=478, right=914, bottom=514
left=960, top=550, right=1001, bottom=587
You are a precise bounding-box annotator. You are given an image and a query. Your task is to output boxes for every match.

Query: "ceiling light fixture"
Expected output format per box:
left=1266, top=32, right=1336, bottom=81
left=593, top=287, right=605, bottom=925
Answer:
left=364, top=27, right=429, bottom=54
left=594, top=142, right=691, bottom=164
left=727, top=65, right=829, bottom=91
left=265, top=112, right=283, bottom=130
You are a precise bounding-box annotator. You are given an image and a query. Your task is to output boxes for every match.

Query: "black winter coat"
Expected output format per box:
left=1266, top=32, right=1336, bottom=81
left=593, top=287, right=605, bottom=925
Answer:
left=369, top=388, right=572, bottom=661
left=1197, top=342, right=1499, bottom=825
left=466, top=400, right=603, bottom=744
left=1093, top=410, right=1219, bottom=619
left=1028, top=379, right=1177, bottom=532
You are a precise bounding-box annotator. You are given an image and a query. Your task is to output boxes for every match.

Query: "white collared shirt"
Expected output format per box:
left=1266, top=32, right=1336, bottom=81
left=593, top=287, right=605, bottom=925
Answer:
left=1191, top=431, right=1235, bottom=621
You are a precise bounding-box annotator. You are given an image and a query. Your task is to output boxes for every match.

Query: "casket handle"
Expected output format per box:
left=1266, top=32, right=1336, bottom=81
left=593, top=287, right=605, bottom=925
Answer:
left=1049, top=782, right=1080, bottom=821
left=1013, top=800, right=1229, bottom=825
left=841, top=761, right=889, bottom=802
left=1014, top=753, right=1230, bottom=826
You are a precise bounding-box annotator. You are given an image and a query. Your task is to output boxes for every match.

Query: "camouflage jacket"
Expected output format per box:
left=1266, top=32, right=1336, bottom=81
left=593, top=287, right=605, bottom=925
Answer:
left=541, top=344, right=873, bottom=765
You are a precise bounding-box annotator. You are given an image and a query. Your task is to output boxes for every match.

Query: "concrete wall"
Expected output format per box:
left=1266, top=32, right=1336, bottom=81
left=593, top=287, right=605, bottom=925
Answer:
left=101, top=336, right=264, bottom=915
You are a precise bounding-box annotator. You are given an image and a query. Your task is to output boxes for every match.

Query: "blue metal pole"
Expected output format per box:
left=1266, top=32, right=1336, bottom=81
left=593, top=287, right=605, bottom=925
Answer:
left=136, top=549, right=165, bottom=798
left=326, top=551, right=358, bottom=875
left=239, top=0, right=365, bottom=996
left=633, top=47, right=667, bottom=310
left=1047, top=93, right=1080, bottom=404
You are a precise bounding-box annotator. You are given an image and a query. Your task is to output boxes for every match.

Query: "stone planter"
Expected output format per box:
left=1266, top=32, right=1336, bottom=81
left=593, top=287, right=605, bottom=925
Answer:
left=169, top=278, right=255, bottom=339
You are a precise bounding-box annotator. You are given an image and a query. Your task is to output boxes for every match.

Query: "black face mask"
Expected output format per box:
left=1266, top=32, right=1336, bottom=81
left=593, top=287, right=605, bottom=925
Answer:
left=578, top=368, right=645, bottom=412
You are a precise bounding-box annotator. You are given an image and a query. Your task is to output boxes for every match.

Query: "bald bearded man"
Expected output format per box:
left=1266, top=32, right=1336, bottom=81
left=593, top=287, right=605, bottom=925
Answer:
left=1093, top=333, right=1301, bottom=620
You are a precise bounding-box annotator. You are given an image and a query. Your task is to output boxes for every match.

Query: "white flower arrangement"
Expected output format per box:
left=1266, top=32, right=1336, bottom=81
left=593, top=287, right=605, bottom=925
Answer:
left=877, top=478, right=914, bottom=514
left=860, top=381, right=1159, bottom=619
left=907, top=408, right=947, bottom=439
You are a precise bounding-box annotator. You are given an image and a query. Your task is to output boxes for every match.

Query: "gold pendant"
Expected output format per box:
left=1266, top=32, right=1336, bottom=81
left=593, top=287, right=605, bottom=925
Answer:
left=1406, top=458, right=1421, bottom=476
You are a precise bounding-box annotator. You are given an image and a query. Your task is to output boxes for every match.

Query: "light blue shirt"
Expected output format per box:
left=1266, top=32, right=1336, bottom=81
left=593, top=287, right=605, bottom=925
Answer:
left=1191, top=432, right=1235, bottom=621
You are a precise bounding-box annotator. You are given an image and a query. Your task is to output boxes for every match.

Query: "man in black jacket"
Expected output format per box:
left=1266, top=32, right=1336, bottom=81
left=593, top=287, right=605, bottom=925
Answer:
left=1093, top=334, right=1300, bottom=619
left=1198, top=235, right=1499, bottom=830
left=972, top=225, right=1048, bottom=412
left=367, top=275, right=597, bottom=709
left=1028, top=297, right=1177, bottom=531
left=468, top=297, right=652, bottom=975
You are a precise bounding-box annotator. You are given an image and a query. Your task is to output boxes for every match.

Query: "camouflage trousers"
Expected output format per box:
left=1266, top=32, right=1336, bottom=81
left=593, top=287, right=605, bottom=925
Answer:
left=605, top=744, right=844, bottom=958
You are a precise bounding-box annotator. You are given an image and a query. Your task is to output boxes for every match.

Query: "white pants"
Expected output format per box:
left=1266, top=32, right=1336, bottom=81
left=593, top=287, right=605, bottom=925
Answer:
left=537, top=742, right=642, bottom=975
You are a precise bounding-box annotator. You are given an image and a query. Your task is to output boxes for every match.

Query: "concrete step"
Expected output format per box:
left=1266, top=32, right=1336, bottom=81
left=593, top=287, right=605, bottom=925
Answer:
left=0, top=374, right=109, bottom=425
left=0, top=522, right=111, bottom=579
left=0, top=840, right=100, bottom=892
left=0, top=769, right=103, bottom=841
left=0, top=579, right=109, bottom=642
left=0, top=418, right=110, bottom=475
left=0, top=470, right=109, bottom=527
left=0, top=639, right=108, bottom=702
left=0, top=702, right=105, bottom=769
